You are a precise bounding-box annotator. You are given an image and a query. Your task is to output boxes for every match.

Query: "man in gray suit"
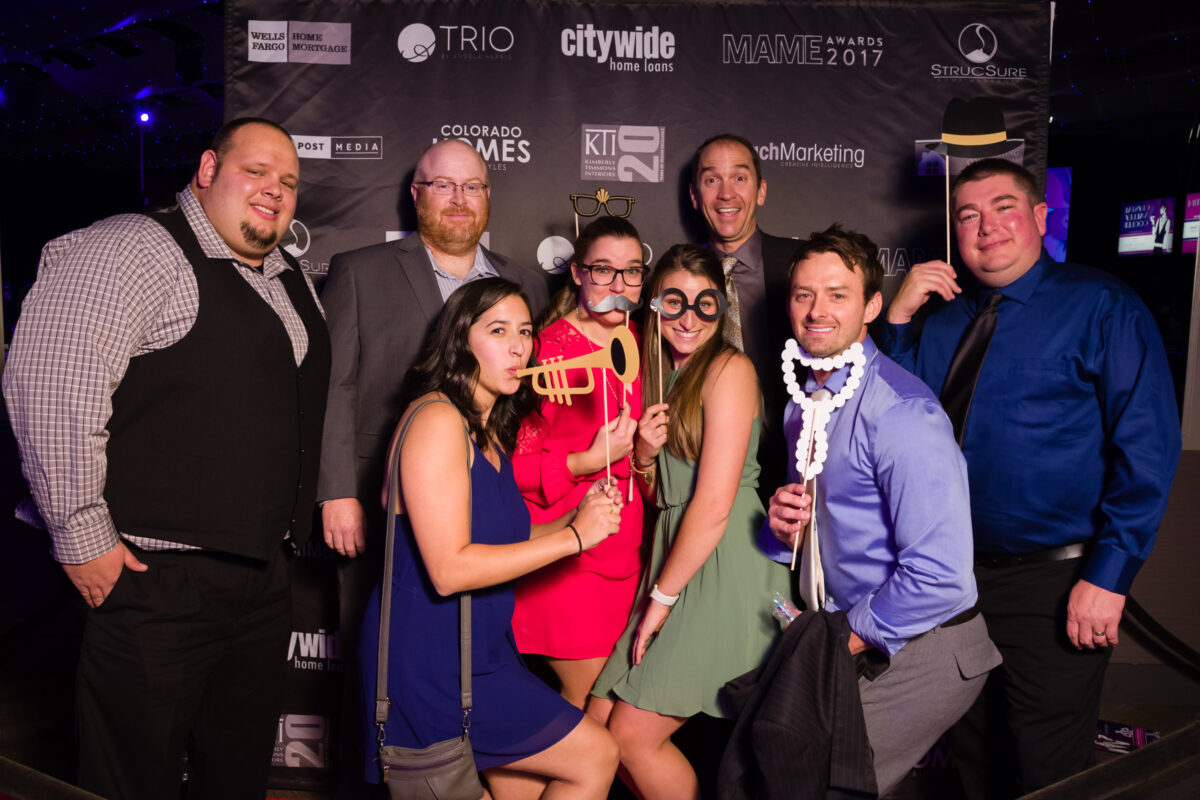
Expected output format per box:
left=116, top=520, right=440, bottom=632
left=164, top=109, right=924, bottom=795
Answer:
left=317, top=138, right=548, bottom=796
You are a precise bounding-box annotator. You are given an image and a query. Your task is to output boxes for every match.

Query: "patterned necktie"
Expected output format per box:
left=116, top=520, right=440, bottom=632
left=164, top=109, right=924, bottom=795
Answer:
left=721, top=255, right=743, bottom=351
left=939, top=291, right=1005, bottom=444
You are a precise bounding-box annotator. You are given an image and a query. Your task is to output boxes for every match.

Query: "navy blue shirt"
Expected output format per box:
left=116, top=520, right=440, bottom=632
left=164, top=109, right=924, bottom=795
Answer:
left=879, top=254, right=1180, bottom=595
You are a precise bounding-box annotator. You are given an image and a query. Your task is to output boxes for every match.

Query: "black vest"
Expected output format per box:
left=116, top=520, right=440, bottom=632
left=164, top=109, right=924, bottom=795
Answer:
left=104, top=206, right=330, bottom=560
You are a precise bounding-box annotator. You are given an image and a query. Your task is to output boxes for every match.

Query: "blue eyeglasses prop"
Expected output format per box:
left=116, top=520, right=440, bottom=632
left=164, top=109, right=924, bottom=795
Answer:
left=649, top=288, right=729, bottom=321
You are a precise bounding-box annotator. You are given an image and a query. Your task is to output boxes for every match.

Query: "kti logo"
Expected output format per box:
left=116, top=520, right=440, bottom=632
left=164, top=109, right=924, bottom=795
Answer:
left=273, top=714, right=328, bottom=769
left=958, top=23, right=997, bottom=64
left=580, top=125, right=665, bottom=183
left=397, top=22, right=515, bottom=62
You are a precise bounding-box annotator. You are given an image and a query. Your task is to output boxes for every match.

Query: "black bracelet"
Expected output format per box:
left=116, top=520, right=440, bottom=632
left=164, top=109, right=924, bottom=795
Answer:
left=567, top=523, right=582, bottom=556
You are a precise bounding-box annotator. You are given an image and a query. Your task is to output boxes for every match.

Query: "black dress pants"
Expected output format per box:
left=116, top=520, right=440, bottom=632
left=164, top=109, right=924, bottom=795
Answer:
left=949, top=557, right=1111, bottom=799
left=76, top=542, right=291, bottom=800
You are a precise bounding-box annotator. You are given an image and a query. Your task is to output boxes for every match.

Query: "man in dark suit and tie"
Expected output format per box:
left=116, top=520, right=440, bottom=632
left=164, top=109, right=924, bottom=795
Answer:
left=689, top=132, right=797, bottom=498
left=317, top=138, right=548, bottom=796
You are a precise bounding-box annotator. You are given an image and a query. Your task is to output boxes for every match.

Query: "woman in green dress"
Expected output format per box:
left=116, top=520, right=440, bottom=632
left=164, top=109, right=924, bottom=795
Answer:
left=591, top=244, right=790, bottom=799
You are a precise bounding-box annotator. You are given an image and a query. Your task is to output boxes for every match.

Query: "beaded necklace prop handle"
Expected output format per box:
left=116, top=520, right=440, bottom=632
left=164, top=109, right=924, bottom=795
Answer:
left=780, top=339, right=867, bottom=581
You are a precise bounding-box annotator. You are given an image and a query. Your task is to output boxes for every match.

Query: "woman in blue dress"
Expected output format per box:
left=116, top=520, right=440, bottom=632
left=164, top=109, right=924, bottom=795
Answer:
left=359, top=278, right=622, bottom=798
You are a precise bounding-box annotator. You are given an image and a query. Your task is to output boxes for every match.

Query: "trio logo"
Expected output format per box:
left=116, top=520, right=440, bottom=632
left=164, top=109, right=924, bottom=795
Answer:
left=248, top=20, right=351, bottom=65
left=580, top=125, right=665, bottom=183
left=292, top=134, right=384, bottom=160
left=931, top=22, right=1027, bottom=81
left=397, top=22, right=515, bottom=62
left=561, top=24, right=675, bottom=73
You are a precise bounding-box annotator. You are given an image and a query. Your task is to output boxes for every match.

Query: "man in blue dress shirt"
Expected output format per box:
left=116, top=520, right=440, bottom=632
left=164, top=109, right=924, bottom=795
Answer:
left=767, top=224, right=1001, bottom=795
left=879, top=158, right=1181, bottom=797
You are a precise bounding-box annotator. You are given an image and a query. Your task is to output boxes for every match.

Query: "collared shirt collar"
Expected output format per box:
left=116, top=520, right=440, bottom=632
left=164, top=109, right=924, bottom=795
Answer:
left=425, top=242, right=493, bottom=282
left=803, top=335, right=878, bottom=395
left=177, top=187, right=293, bottom=278
left=967, top=250, right=1049, bottom=311
left=717, top=227, right=764, bottom=275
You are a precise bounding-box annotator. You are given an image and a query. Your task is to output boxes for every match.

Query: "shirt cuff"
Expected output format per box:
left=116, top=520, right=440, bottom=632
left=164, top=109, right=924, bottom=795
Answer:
left=48, top=506, right=122, bottom=565
left=846, top=597, right=906, bottom=658
left=540, top=441, right=580, bottom=503
left=1080, top=542, right=1144, bottom=595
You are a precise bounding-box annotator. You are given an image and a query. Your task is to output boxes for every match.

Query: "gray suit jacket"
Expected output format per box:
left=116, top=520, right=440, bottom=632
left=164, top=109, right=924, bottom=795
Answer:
left=316, top=233, right=549, bottom=504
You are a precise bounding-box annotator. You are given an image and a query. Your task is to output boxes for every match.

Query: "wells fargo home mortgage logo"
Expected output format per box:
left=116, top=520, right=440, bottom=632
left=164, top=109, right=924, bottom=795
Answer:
left=397, top=21, right=515, bottom=62
left=248, top=20, right=351, bottom=64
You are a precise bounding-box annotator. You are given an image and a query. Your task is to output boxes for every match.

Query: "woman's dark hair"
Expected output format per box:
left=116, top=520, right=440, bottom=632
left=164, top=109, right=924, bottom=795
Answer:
left=641, top=243, right=737, bottom=461
left=400, top=277, right=536, bottom=453
left=541, top=216, right=644, bottom=328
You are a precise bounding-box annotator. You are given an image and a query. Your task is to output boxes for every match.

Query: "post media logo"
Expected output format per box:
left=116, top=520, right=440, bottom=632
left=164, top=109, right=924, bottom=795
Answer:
left=931, top=22, right=1027, bottom=81
left=398, top=22, right=515, bottom=62
left=248, top=20, right=351, bottom=65
left=292, top=134, right=384, bottom=160
left=272, top=714, right=330, bottom=769
left=580, top=125, right=665, bottom=183
left=561, top=24, right=675, bottom=73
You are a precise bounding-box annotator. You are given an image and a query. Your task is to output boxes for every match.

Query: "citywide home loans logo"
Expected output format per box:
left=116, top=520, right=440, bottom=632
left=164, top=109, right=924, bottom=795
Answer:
left=756, top=140, right=864, bottom=169
left=291, top=134, right=383, bottom=160
left=561, top=23, right=675, bottom=72
left=248, top=20, right=351, bottom=65
left=930, top=22, right=1028, bottom=81
left=287, top=628, right=342, bottom=672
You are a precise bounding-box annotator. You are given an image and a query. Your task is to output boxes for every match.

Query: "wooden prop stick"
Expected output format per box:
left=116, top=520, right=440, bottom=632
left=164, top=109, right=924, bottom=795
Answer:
left=625, top=310, right=634, bottom=502
left=602, top=369, right=612, bottom=488
left=945, top=157, right=951, bottom=265
left=790, top=433, right=817, bottom=571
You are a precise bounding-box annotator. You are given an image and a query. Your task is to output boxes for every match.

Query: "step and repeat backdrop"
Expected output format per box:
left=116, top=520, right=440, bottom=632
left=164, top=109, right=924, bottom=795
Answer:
left=224, top=0, right=1050, bottom=789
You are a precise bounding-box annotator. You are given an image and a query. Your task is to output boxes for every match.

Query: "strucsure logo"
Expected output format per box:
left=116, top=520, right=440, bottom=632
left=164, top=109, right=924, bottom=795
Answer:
left=958, top=23, right=997, bottom=64
left=281, top=218, right=310, bottom=258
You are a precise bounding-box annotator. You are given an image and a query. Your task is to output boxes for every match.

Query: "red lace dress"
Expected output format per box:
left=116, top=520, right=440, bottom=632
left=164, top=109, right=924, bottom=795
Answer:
left=510, top=318, right=646, bottom=659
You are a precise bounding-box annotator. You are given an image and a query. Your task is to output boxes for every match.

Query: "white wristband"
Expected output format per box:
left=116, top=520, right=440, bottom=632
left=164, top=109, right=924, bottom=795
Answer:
left=650, top=584, right=679, bottom=607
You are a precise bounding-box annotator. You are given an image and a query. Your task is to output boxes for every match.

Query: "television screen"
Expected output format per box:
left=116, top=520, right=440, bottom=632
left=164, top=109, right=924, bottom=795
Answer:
left=1119, top=197, right=1175, bottom=256
left=1182, top=193, right=1199, bottom=255
left=1044, top=167, right=1071, bottom=262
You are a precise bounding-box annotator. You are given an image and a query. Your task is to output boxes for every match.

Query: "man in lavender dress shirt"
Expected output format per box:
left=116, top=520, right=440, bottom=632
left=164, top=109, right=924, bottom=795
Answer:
left=766, top=224, right=1001, bottom=795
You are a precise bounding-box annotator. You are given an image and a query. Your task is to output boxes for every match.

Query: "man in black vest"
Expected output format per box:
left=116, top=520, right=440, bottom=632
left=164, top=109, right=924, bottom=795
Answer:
left=4, top=118, right=330, bottom=800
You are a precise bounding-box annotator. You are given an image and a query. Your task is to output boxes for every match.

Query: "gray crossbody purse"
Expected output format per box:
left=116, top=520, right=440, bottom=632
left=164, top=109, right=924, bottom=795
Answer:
left=375, top=398, right=484, bottom=800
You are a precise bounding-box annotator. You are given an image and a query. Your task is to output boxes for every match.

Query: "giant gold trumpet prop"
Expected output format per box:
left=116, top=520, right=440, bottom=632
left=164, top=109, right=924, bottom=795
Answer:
left=516, top=325, right=639, bottom=406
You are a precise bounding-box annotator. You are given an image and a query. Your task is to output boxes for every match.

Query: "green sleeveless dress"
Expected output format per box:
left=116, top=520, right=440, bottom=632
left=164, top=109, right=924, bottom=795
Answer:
left=592, top=416, right=790, bottom=718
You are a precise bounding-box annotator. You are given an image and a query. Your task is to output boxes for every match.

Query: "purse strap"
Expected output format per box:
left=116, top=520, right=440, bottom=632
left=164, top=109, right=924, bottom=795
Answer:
left=375, top=397, right=474, bottom=745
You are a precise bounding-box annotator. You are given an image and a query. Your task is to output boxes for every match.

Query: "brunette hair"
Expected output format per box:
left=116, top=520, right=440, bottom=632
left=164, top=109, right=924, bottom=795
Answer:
left=788, top=223, right=884, bottom=301
left=542, top=216, right=644, bottom=327
left=641, top=243, right=738, bottom=461
left=401, top=278, right=535, bottom=453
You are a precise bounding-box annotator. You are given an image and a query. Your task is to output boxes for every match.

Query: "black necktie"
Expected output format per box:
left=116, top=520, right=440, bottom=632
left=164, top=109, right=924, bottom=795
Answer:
left=940, top=292, right=1004, bottom=444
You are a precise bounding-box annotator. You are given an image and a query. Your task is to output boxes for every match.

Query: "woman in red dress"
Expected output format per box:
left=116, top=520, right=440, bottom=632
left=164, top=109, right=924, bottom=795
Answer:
left=512, top=217, right=647, bottom=717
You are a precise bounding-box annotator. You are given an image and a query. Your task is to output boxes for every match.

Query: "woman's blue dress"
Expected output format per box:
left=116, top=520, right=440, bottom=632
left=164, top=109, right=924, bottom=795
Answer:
left=359, top=439, right=583, bottom=780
